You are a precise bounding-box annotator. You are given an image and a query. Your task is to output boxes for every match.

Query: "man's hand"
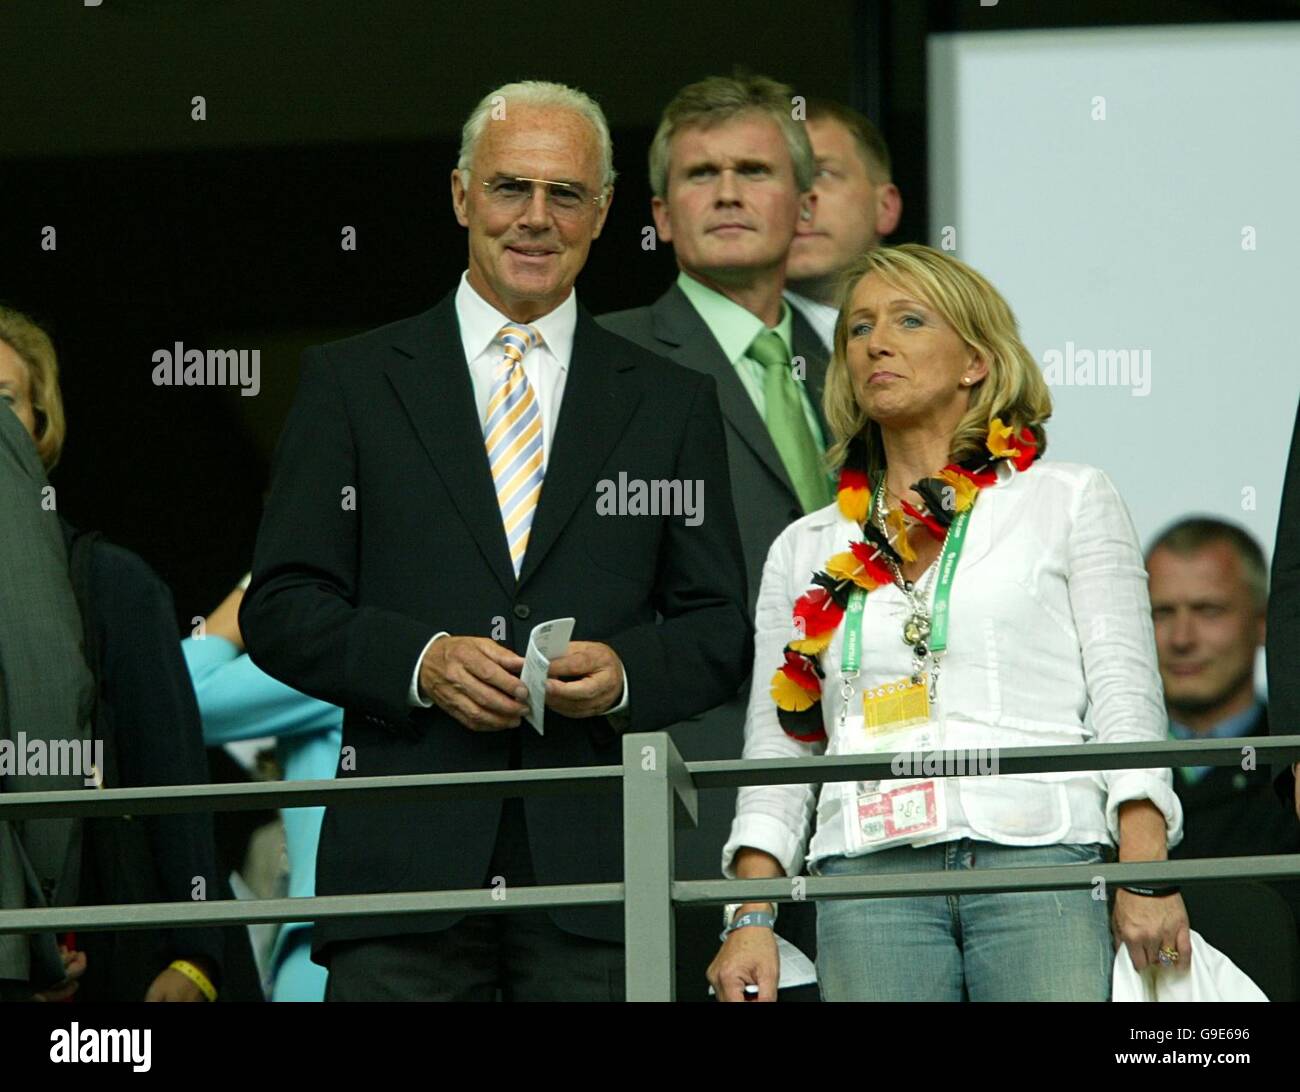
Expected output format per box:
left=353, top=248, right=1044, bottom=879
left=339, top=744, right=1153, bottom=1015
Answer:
left=144, top=967, right=207, bottom=1002
left=419, top=636, right=528, bottom=731
left=31, top=945, right=87, bottom=1002
left=545, top=641, right=624, bottom=718
left=708, top=922, right=780, bottom=1002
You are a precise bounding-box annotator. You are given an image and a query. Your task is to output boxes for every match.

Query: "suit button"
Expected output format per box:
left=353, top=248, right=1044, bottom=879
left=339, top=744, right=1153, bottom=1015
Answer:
left=513, top=604, right=531, bottom=620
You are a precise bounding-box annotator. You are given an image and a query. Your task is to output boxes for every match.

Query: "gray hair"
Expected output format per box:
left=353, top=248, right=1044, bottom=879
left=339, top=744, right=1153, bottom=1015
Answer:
left=457, top=80, right=616, bottom=192
left=648, top=74, right=815, bottom=199
left=1147, top=517, right=1269, bottom=612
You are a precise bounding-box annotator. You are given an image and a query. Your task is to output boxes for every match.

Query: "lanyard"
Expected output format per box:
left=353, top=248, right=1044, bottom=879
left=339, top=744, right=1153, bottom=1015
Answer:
left=928, top=506, right=972, bottom=653
left=840, top=481, right=977, bottom=676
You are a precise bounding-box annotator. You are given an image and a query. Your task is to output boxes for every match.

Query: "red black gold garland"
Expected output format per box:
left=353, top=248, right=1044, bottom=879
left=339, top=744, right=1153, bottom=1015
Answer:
left=772, top=418, right=1040, bottom=742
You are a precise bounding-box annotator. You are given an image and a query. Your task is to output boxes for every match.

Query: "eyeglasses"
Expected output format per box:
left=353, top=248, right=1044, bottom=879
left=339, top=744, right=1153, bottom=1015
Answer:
left=470, top=171, right=607, bottom=217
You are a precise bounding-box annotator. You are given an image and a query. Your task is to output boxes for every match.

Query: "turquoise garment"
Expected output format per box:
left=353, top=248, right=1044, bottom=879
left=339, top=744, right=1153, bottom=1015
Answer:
left=181, top=635, right=343, bottom=1001
left=1168, top=700, right=1264, bottom=785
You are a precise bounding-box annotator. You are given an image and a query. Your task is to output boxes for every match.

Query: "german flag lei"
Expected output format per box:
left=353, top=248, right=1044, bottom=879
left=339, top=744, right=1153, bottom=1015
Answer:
left=772, top=418, right=1040, bottom=743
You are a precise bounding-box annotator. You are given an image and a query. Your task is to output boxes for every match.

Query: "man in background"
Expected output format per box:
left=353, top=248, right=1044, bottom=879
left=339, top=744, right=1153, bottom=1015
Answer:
left=1147, top=518, right=1300, bottom=865
left=784, top=98, right=901, bottom=351
left=601, top=74, right=826, bottom=999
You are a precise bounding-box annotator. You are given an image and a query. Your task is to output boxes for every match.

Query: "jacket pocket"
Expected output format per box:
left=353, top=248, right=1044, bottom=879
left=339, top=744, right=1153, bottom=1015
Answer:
left=960, top=774, right=1072, bottom=844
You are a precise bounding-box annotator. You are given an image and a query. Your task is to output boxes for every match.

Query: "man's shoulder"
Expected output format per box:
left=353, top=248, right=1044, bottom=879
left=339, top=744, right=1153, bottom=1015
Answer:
left=312, top=304, right=445, bottom=366
left=597, top=283, right=688, bottom=346
left=84, top=535, right=173, bottom=608
left=591, top=314, right=709, bottom=393
left=597, top=304, right=654, bottom=339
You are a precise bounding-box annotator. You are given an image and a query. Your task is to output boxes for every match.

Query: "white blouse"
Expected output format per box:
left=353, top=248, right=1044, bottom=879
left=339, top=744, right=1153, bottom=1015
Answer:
left=722, top=460, right=1183, bottom=879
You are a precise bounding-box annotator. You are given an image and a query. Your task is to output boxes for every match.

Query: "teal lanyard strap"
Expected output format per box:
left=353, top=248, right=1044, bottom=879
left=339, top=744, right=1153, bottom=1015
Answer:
left=928, top=504, right=973, bottom=653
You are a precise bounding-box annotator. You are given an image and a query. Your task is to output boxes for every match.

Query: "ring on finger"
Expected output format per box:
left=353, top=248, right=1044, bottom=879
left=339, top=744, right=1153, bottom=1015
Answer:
left=1158, top=945, right=1178, bottom=966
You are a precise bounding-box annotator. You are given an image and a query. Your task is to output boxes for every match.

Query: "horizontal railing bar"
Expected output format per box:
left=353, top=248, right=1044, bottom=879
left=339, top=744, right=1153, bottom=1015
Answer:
left=685, top=736, right=1300, bottom=789
left=2, top=737, right=1296, bottom=819
left=675, top=854, right=1300, bottom=904
left=0, top=883, right=626, bottom=935
left=0, top=765, right=621, bottom=820
left=4, top=856, right=1294, bottom=935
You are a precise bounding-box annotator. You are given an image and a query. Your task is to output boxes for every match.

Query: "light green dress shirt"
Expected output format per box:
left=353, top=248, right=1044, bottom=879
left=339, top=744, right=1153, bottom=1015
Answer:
left=676, top=272, right=827, bottom=453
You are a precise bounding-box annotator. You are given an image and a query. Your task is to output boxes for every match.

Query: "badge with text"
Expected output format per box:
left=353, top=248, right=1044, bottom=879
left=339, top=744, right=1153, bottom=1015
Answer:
left=854, top=780, right=947, bottom=847
left=862, top=676, right=930, bottom=734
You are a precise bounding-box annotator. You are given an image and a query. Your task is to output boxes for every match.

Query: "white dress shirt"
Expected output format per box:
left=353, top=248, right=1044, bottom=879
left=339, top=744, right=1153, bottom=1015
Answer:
left=784, top=290, right=838, bottom=353
left=722, top=460, right=1183, bottom=878
left=408, top=274, right=627, bottom=714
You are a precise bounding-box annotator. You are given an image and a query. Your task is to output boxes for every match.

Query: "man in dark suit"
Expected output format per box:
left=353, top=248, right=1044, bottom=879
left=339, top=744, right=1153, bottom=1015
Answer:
left=1147, top=518, right=1300, bottom=925
left=600, top=74, right=829, bottom=1000
left=1270, top=403, right=1300, bottom=818
left=0, top=398, right=93, bottom=1000
left=239, top=80, right=751, bottom=1001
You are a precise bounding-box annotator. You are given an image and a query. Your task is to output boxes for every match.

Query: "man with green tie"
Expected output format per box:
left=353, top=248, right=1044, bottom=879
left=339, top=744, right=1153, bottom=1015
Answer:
left=600, top=73, right=828, bottom=1001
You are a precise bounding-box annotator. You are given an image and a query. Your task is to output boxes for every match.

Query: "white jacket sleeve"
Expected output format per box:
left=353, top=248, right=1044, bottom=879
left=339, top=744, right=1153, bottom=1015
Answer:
left=721, top=524, right=825, bottom=879
left=1065, top=466, right=1183, bottom=847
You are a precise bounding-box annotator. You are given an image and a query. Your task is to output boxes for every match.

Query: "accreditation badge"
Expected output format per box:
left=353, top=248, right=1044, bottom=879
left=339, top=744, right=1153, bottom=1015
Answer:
left=840, top=677, right=949, bottom=852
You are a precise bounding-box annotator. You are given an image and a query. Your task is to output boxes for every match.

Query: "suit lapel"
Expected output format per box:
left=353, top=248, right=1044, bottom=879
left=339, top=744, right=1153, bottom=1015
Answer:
left=385, top=291, right=517, bottom=597
left=792, top=309, right=832, bottom=442
left=649, top=285, right=798, bottom=499
left=516, top=307, right=642, bottom=587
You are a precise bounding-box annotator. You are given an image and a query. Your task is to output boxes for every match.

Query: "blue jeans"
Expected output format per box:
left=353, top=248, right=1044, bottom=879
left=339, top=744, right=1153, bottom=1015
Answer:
left=812, top=839, right=1113, bottom=1001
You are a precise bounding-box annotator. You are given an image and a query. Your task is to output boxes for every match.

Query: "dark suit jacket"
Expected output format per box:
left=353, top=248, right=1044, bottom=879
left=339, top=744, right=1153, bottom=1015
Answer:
left=0, top=408, right=93, bottom=989
left=599, top=285, right=830, bottom=991
left=1170, top=708, right=1300, bottom=933
left=61, top=523, right=258, bottom=1000
left=1269, top=399, right=1300, bottom=809
left=240, top=291, right=752, bottom=954
left=601, top=285, right=830, bottom=609
left=1171, top=709, right=1300, bottom=860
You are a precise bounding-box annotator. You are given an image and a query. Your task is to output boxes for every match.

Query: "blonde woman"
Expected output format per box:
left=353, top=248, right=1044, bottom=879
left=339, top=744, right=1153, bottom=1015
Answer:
left=708, top=245, right=1187, bottom=1001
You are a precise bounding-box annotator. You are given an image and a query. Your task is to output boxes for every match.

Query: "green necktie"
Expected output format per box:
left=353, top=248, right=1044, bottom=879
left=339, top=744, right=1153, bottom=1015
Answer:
left=749, top=328, right=831, bottom=513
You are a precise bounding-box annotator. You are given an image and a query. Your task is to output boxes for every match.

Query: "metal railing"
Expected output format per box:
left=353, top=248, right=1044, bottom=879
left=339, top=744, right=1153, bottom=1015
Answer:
left=2, top=734, right=1299, bottom=1000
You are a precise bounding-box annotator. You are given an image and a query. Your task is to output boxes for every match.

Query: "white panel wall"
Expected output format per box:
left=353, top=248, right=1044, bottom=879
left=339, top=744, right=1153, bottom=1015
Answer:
left=928, top=25, right=1300, bottom=571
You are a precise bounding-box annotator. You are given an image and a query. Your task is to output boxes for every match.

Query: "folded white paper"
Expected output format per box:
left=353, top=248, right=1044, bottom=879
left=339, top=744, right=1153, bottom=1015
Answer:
left=521, top=617, right=574, bottom=735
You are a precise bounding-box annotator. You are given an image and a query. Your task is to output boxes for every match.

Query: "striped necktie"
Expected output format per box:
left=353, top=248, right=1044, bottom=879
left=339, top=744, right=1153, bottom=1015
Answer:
left=484, top=323, right=545, bottom=577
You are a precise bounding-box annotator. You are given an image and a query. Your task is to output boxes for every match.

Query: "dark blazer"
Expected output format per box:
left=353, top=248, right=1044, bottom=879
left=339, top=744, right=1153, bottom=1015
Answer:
left=60, top=523, right=261, bottom=1000
left=0, top=408, right=93, bottom=990
left=240, top=290, right=752, bottom=955
left=601, top=285, right=830, bottom=608
left=1171, top=709, right=1300, bottom=861
left=1171, top=708, right=1300, bottom=932
left=1269, top=399, right=1300, bottom=810
left=599, top=285, right=830, bottom=995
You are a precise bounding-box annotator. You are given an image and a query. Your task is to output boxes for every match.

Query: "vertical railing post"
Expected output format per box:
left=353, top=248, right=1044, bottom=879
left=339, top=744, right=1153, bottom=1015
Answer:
left=622, top=731, right=697, bottom=1001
